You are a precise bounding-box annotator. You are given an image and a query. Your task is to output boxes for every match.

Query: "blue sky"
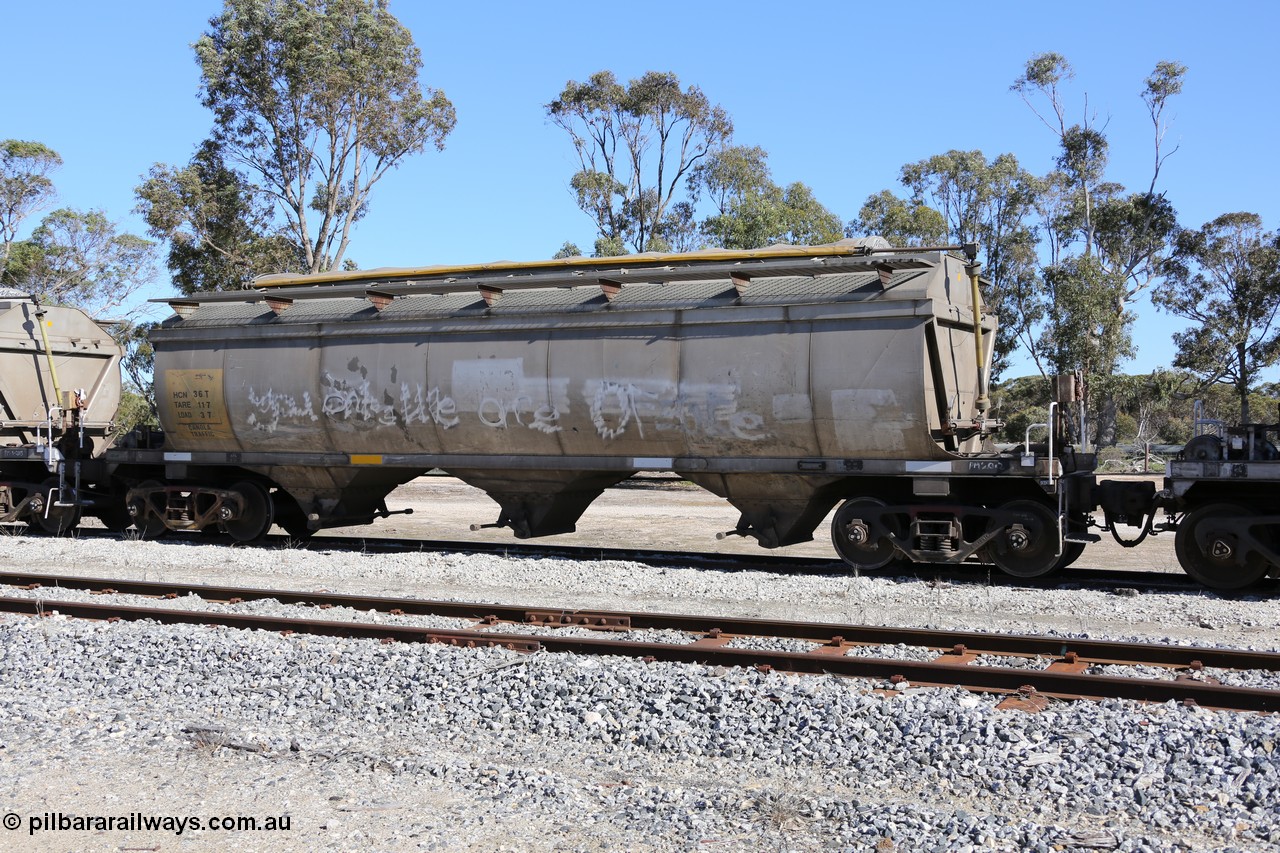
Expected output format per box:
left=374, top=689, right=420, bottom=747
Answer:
left=6, top=1, right=1279, bottom=376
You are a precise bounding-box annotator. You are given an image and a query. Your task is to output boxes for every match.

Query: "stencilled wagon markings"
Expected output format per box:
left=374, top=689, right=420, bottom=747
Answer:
left=164, top=369, right=234, bottom=441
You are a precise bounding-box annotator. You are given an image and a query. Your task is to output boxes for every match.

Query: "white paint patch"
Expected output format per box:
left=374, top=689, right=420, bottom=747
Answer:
left=771, top=393, right=813, bottom=423
left=632, top=457, right=674, bottom=468
left=451, top=359, right=564, bottom=433
left=451, top=359, right=523, bottom=411
left=830, top=389, right=911, bottom=452
left=905, top=461, right=952, bottom=473
left=163, top=452, right=193, bottom=462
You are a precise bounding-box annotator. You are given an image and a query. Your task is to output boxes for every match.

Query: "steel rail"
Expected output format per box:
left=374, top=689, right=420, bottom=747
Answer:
left=0, top=595, right=1276, bottom=712
left=2, top=571, right=1278, bottom=671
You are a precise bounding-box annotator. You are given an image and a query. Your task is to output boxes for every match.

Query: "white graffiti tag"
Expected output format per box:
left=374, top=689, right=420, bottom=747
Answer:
left=321, top=372, right=396, bottom=425
left=587, top=379, right=769, bottom=442
left=590, top=381, right=658, bottom=439
left=319, top=365, right=459, bottom=430
left=400, top=383, right=460, bottom=429
left=477, top=395, right=563, bottom=433
left=246, top=388, right=319, bottom=432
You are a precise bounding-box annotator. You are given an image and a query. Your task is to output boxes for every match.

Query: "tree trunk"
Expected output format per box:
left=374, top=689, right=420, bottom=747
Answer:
left=1239, top=342, right=1250, bottom=425
left=1095, top=395, right=1119, bottom=448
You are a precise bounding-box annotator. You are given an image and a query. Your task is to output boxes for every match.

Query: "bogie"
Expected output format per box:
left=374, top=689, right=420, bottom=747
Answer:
left=1173, top=503, right=1273, bottom=590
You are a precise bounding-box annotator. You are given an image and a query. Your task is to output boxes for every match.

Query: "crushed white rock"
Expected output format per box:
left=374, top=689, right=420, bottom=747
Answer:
left=0, top=533, right=1277, bottom=851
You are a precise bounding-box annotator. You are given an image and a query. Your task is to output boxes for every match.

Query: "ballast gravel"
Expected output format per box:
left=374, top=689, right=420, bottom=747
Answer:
left=0, top=533, right=1278, bottom=851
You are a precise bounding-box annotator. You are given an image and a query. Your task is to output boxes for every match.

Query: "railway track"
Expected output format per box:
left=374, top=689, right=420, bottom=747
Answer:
left=11, top=525, right=1271, bottom=594
left=1, top=571, right=1277, bottom=712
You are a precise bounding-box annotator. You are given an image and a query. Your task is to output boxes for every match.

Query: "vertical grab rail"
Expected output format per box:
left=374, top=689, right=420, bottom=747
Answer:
left=1022, top=401, right=1064, bottom=558
left=1022, top=401, right=1059, bottom=487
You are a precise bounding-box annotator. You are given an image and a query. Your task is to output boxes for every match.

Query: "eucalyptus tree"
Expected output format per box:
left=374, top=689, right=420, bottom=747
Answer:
left=1011, top=55, right=1185, bottom=372
left=690, top=146, right=840, bottom=250
left=847, top=190, right=947, bottom=247
left=1155, top=213, right=1280, bottom=424
left=136, top=141, right=302, bottom=293
left=0, top=140, right=62, bottom=277
left=188, top=0, right=455, bottom=275
left=848, top=150, right=1041, bottom=379
left=547, top=70, right=732, bottom=253
left=1011, top=54, right=1185, bottom=443
left=1, top=208, right=157, bottom=315
left=701, top=181, right=841, bottom=250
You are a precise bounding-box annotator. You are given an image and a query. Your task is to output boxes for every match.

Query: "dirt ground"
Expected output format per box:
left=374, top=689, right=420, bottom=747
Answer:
left=326, top=473, right=1181, bottom=576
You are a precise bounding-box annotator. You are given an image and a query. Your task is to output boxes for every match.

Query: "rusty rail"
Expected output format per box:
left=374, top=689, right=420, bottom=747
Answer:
left=0, top=575, right=1278, bottom=712
left=0, top=570, right=1276, bottom=670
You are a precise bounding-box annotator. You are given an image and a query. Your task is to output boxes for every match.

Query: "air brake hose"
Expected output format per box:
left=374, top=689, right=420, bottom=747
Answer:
left=1106, top=510, right=1155, bottom=548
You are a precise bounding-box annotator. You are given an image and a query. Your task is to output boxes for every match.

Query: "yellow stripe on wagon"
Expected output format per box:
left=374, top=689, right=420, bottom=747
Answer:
left=349, top=454, right=384, bottom=465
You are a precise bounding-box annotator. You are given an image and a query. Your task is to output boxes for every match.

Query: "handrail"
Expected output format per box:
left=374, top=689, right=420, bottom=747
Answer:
left=1022, top=401, right=1059, bottom=487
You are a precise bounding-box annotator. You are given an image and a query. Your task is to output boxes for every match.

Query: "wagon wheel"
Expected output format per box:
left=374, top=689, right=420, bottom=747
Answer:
left=1051, top=512, right=1090, bottom=571
left=222, top=481, right=274, bottom=543
left=28, top=478, right=81, bottom=536
left=831, top=498, right=902, bottom=572
left=1052, top=540, right=1087, bottom=572
left=127, top=480, right=171, bottom=540
left=983, top=500, right=1061, bottom=579
left=96, top=505, right=135, bottom=534
left=1174, top=503, right=1271, bottom=590
left=272, top=491, right=315, bottom=541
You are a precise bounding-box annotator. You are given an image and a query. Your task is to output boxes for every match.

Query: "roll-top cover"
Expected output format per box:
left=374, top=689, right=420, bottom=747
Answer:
left=151, top=246, right=994, bottom=462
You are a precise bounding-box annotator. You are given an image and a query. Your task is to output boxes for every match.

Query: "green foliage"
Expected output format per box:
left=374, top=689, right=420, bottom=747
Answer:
left=0, top=139, right=62, bottom=278
left=1154, top=212, right=1280, bottom=423
left=1041, top=255, right=1134, bottom=379
left=847, top=190, right=946, bottom=246
left=1, top=208, right=157, bottom=314
left=553, top=241, right=584, bottom=259
left=1005, top=54, right=1187, bottom=428
left=704, top=181, right=842, bottom=250
left=688, top=145, right=771, bottom=218
left=192, top=0, right=455, bottom=274
left=995, top=369, right=1203, bottom=447
left=690, top=145, right=840, bottom=250
left=991, top=374, right=1051, bottom=444
left=1012, top=52, right=1072, bottom=96
left=548, top=70, right=732, bottom=253
left=116, top=388, right=158, bottom=433
left=136, top=140, right=303, bottom=292
left=116, top=321, right=156, bottom=396
left=1055, top=125, right=1108, bottom=190
left=111, top=320, right=159, bottom=426
left=592, top=235, right=627, bottom=258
